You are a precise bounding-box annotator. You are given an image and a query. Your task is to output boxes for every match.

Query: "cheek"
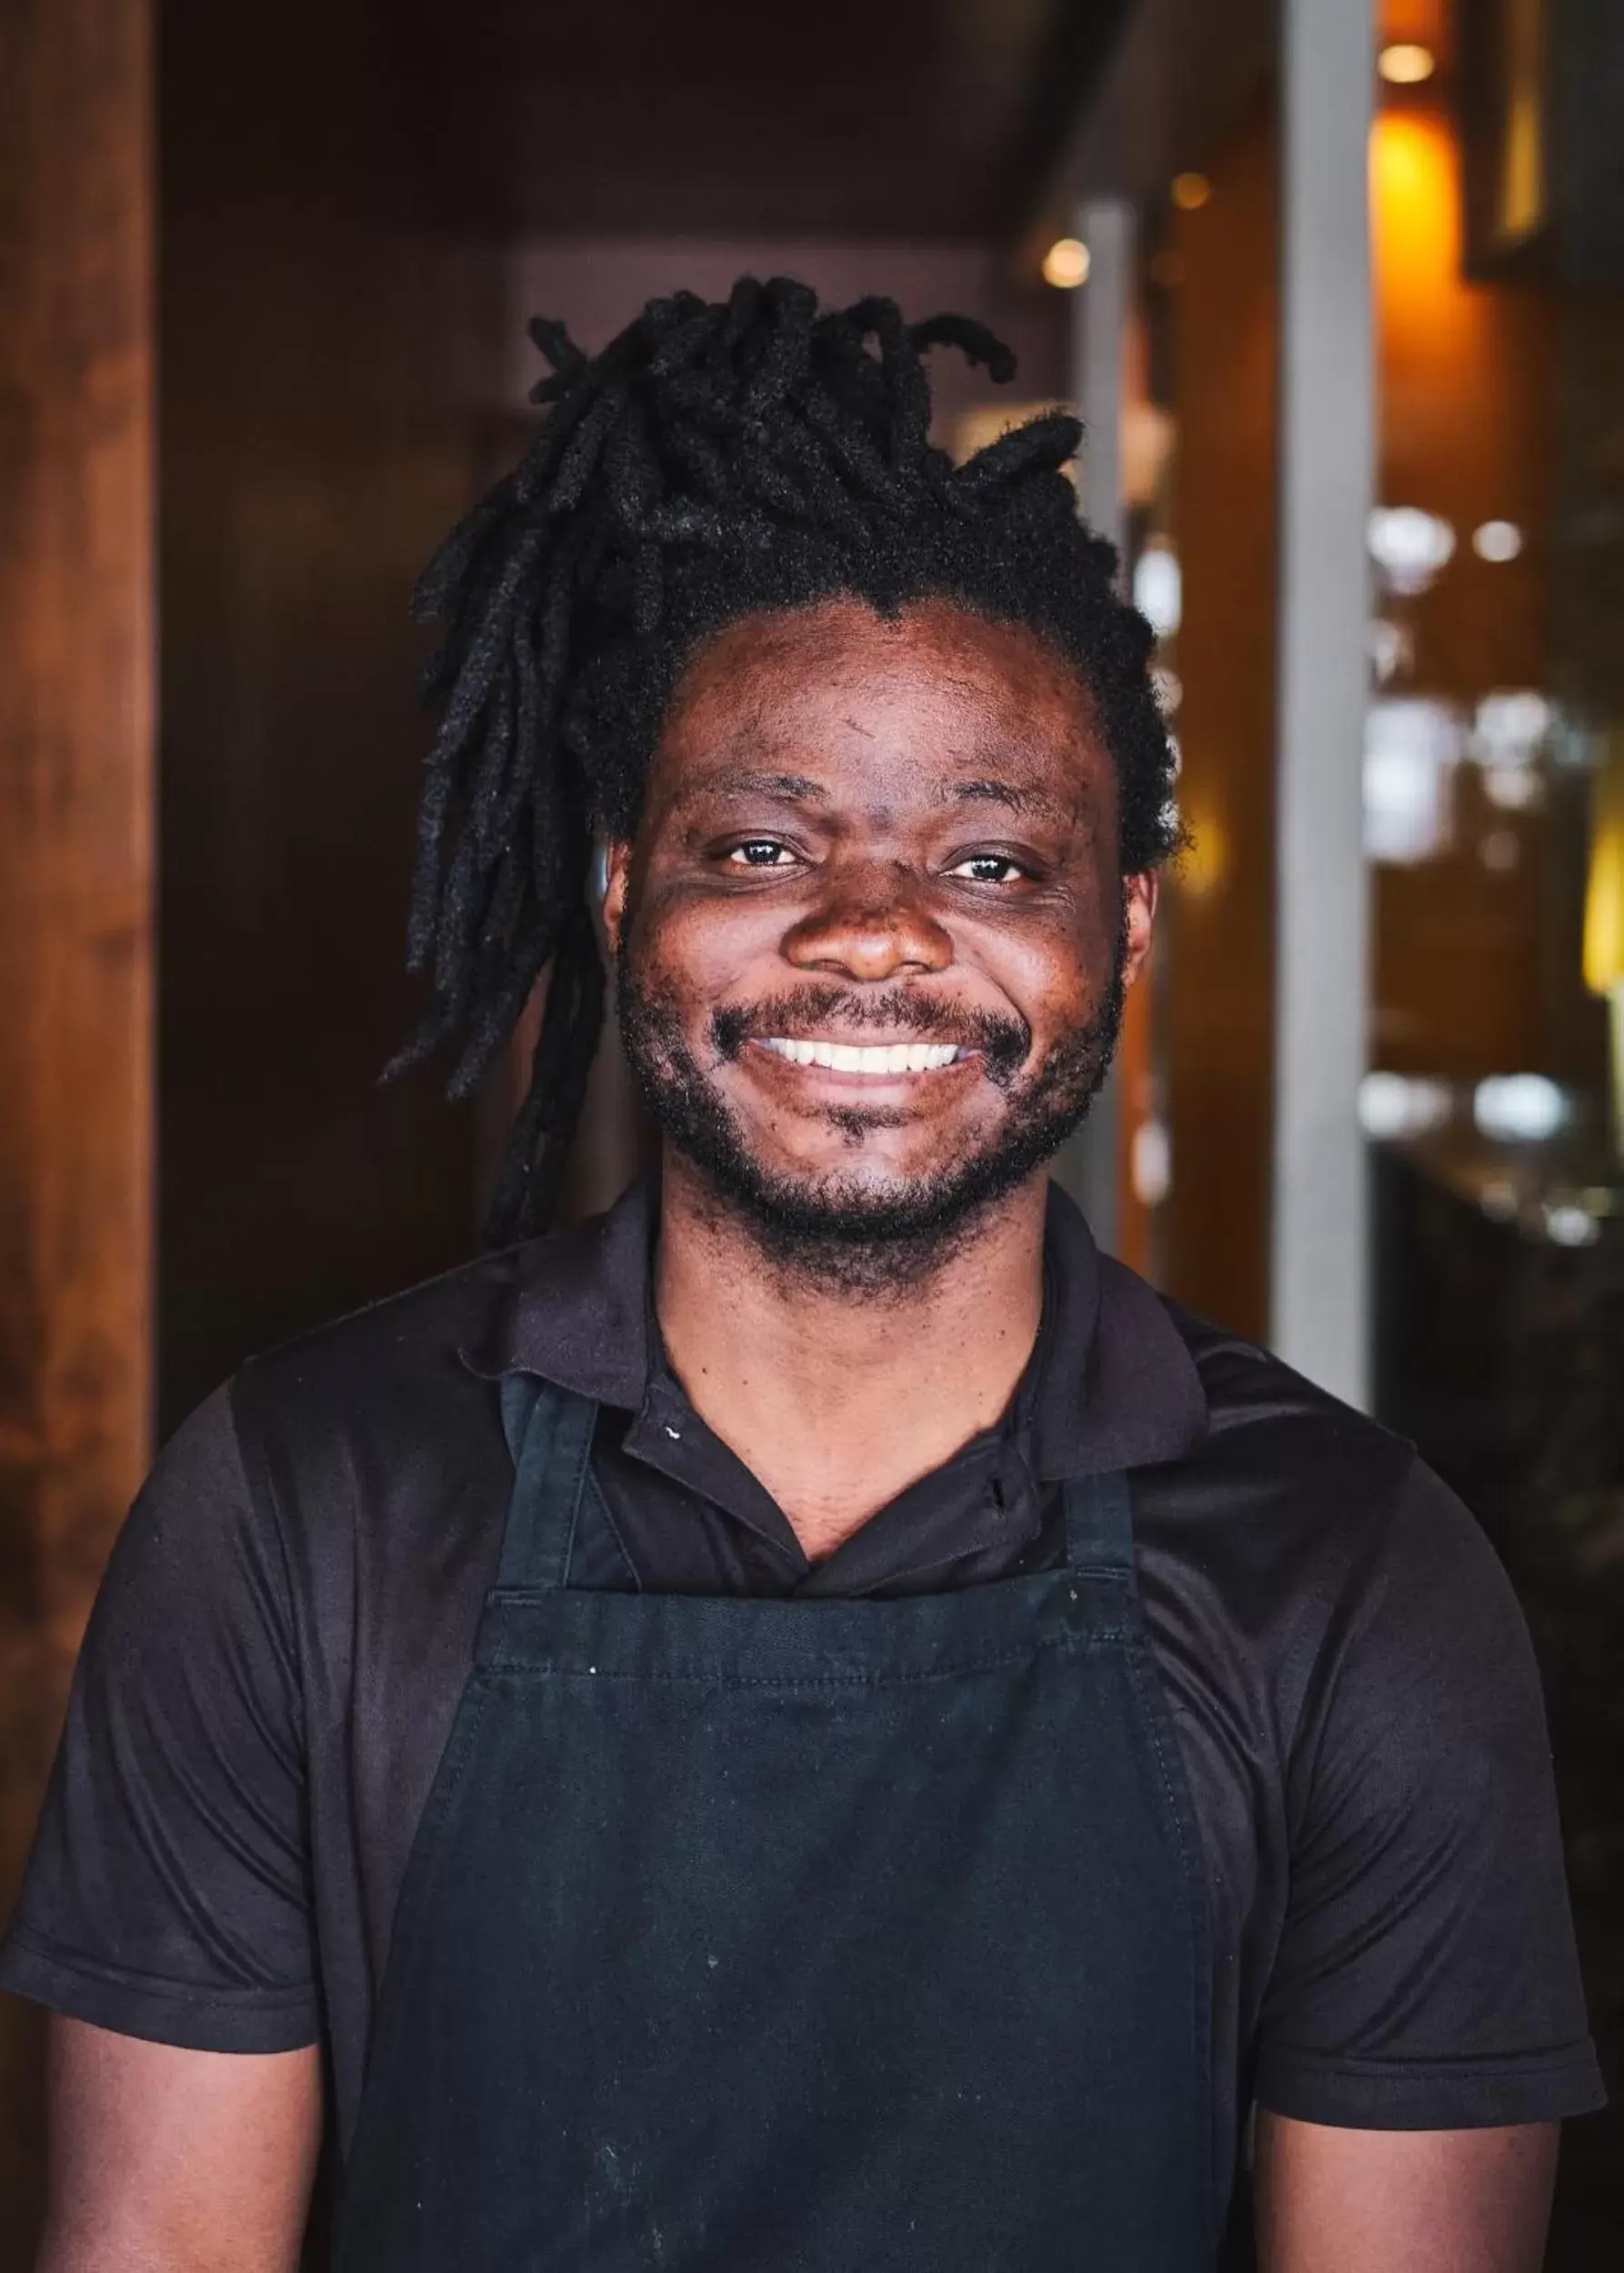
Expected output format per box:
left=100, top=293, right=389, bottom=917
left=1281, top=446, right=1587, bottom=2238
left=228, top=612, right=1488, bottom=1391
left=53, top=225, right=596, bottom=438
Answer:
left=972, top=914, right=1099, bottom=1040
left=627, top=884, right=778, bottom=1004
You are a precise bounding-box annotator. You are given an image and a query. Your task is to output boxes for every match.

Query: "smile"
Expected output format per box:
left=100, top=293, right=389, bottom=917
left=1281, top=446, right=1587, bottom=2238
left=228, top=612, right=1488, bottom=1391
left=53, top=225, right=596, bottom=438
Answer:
left=757, top=1038, right=965, bottom=1074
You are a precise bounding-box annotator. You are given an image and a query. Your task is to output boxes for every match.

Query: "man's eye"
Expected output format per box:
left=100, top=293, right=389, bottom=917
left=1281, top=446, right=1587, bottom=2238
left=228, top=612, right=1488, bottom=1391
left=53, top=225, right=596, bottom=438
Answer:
left=948, top=853, right=1028, bottom=884
left=726, top=840, right=796, bottom=869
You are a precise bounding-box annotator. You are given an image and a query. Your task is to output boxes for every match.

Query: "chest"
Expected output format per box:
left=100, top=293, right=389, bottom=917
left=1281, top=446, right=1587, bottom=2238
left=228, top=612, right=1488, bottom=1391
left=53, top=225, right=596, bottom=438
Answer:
left=309, top=1437, right=1289, bottom=2186
left=328, top=1393, right=1219, bottom=2269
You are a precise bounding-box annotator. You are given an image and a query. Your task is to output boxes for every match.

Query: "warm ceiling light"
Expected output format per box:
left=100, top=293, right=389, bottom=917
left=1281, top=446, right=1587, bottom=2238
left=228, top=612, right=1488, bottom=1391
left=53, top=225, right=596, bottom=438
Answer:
left=1042, top=236, right=1090, bottom=289
left=1170, top=172, right=1211, bottom=211
left=1378, top=42, right=1436, bottom=84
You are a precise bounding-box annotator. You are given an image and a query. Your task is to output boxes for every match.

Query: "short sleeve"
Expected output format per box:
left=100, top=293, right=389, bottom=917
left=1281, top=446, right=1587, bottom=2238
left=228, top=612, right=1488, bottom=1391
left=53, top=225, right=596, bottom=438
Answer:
left=0, top=1385, right=320, bottom=2050
left=1254, top=1457, right=1604, bottom=2128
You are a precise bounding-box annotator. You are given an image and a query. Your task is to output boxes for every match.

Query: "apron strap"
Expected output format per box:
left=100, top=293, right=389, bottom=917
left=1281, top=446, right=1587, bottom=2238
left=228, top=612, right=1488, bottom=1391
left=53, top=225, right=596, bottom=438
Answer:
left=496, top=1375, right=598, bottom=1592
left=1059, top=1468, right=1135, bottom=1579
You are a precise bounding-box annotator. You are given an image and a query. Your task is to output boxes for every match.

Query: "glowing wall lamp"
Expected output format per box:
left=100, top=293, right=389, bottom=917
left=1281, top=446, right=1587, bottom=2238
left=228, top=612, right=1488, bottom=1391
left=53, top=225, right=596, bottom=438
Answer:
left=1583, top=731, right=1624, bottom=1149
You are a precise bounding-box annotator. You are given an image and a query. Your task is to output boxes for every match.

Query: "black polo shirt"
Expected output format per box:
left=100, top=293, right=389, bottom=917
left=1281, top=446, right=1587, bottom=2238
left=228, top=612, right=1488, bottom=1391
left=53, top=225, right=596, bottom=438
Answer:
left=0, top=1178, right=1602, bottom=2221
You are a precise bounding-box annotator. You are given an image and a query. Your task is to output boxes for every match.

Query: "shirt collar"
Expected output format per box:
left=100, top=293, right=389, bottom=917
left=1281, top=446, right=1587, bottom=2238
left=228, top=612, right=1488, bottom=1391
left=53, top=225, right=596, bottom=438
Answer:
left=464, top=1172, right=1207, bottom=1477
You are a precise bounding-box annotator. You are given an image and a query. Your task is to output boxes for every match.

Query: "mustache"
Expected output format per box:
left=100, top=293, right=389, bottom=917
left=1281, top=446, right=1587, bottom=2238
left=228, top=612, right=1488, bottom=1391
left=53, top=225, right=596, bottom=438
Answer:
left=708, top=988, right=1031, bottom=1083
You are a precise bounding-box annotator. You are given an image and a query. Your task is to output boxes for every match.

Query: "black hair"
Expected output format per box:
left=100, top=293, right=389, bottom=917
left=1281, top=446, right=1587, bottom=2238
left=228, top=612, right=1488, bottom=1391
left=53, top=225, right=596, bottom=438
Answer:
left=389, top=275, right=1177, bottom=1242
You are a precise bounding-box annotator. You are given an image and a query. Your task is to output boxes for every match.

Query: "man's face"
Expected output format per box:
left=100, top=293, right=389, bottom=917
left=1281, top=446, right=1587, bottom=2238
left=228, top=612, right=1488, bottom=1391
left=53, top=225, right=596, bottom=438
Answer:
left=604, top=597, right=1155, bottom=1263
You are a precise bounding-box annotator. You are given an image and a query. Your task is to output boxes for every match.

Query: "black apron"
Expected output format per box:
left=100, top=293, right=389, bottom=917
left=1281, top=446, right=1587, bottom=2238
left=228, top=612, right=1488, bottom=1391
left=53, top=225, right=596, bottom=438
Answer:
left=335, top=1377, right=1215, bottom=2270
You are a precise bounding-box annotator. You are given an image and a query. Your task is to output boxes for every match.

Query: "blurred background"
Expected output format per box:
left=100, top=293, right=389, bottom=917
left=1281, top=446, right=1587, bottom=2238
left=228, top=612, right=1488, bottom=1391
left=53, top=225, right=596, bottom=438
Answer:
left=3, top=0, right=1621, bottom=2258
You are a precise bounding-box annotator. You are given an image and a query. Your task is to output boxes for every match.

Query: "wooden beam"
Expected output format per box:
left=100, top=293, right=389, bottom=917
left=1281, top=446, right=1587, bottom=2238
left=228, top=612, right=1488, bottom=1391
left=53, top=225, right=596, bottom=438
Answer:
left=0, top=0, right=155, bottom=1813
left=1161, top=93, right=1279, bottom=1345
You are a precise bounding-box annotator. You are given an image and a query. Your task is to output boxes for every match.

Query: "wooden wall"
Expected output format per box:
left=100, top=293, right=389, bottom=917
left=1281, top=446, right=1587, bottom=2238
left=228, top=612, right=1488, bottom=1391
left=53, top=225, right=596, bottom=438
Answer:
left=1161, top=95, right=1279, bottom=1343
left=155, top=4, right=504, bottom=1433
left=0, top=0, right=155, bottom=2235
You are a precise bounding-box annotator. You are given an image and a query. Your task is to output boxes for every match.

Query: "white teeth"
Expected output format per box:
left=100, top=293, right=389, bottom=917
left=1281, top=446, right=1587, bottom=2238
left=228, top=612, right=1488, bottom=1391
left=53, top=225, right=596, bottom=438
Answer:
left=761, top=1038, right=961, bottom=1073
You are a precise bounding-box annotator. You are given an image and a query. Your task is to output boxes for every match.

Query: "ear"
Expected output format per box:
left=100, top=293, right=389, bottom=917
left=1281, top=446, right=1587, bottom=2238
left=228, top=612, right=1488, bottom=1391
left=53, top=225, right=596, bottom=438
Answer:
left=601, top=838, right=636, bottom=960
left=1121, top=870, right=1158, bottom=990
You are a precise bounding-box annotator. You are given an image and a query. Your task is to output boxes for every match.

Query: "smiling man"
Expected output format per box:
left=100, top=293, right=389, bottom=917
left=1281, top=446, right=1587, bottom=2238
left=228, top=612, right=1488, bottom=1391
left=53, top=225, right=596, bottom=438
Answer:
left=3, top=281, right=1601, bottom=2271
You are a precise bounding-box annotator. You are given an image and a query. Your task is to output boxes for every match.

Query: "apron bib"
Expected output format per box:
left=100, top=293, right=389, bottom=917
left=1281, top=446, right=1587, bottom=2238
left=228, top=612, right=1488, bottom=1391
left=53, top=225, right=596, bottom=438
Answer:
left=336, top=1377, right=1214, bottom=2270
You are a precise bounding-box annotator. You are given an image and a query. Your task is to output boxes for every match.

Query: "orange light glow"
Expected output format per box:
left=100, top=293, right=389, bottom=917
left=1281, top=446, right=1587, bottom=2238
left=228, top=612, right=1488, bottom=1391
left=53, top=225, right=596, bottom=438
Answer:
left=1498, top=0, right=1547, bottom=240
left=1371, top=106, right=1460, bottom=347
left=1585, top=734, right=1624, bottom=996
left=1177, top=805, right=1229, bottom=900
left=1170, top=173, right=1211, bottom=212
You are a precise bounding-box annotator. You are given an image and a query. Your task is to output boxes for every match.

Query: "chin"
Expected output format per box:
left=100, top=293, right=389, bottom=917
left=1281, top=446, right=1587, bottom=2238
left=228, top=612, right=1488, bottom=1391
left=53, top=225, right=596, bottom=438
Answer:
left=704, top=1135, right=1045, bottom=1253
left=754, top=1159, right=959, bottom=1221
left=749, top=1126, right=971, bottom=1190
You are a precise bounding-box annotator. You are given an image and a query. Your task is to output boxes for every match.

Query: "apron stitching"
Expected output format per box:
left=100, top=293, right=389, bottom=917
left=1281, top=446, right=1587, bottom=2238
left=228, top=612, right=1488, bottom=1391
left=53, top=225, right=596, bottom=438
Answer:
left=484, top=1570, right=1131, bottom=1604
left=473, top=1629, right=1138, bottom=1685
left=1127, top=1645, right=1218, bottom=2240
left=556, top=1396, right=595, bottom=1581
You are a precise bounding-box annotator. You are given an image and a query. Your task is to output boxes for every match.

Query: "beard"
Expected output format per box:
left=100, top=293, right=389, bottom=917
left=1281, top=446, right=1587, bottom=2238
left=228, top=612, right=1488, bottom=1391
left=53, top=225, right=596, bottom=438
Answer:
left=617, top=924, right=1127, bottom=1294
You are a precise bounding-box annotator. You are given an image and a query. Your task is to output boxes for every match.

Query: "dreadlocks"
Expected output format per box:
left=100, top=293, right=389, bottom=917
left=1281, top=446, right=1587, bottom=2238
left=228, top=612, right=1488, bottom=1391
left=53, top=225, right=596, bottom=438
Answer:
left=389, top=275, right=1178, bottom=1244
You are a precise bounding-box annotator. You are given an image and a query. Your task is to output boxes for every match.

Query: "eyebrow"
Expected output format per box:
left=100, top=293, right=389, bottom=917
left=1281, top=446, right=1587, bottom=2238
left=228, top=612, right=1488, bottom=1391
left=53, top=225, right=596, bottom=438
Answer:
left=671, top=767, right=829, bottom=810
left=668, top=766, right=1078, bottom=826
left=936, top=778, right=1073, bottom=822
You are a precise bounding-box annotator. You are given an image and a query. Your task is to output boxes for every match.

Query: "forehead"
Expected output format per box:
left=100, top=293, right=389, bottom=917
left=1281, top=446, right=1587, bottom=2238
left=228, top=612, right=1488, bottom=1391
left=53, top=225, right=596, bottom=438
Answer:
left=650, top=597, right=1109, bottom=822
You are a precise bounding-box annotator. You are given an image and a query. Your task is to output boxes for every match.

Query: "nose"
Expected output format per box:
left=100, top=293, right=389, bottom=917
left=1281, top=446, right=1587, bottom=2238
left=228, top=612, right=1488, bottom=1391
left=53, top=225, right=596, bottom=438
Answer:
left=782, top=863, right=954, bottom=982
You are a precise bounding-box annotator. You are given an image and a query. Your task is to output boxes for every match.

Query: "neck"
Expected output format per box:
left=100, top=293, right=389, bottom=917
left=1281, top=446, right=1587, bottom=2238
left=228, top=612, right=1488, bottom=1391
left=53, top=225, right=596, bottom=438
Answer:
left=654, top=1152, right=1048, bottom=1562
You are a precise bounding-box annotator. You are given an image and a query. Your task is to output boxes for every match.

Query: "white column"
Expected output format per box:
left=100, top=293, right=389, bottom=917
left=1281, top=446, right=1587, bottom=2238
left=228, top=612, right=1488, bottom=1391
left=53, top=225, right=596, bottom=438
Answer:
left=1074, top=199, right=1134, bottom=559
left=1058, top=196, right=1136, bottom=1252
left=1271, top=0, right=1375, bottom=1403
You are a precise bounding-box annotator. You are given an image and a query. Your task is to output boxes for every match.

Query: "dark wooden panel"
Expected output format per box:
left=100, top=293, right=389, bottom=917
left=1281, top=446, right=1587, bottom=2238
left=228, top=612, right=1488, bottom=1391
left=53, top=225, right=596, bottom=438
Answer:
left=1160, top=91, right=1278, bottom=1343
left=174, top=0, right=1126, bottom=244
left=0, top=0, right=155, bottom=1833
left=0, top=0, right=155, bottom=2248
left=156, top=5, right=502, bottom=1432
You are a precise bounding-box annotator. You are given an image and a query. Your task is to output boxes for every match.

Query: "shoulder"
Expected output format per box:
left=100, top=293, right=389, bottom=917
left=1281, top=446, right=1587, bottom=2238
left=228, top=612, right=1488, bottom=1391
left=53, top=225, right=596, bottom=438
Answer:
left=229, top=1186, right=647, bottom=1456
left=1105, top=1272, right=1418, bottom=1571
left=1124, top=1291, right=1516, bottom=1758
left=93, top=1380, right=269, bottom=1628
left=216, top=1241, right=556, bottom=1614
left=231, top=1242, right=527, bottom=1438
left=1158, top=1293, right=1415, bottom=1514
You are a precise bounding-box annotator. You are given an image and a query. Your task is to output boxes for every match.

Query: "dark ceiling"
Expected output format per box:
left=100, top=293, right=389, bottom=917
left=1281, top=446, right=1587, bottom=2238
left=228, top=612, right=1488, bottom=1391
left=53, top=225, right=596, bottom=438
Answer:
left=388, top=0, right=1133, bottom=238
